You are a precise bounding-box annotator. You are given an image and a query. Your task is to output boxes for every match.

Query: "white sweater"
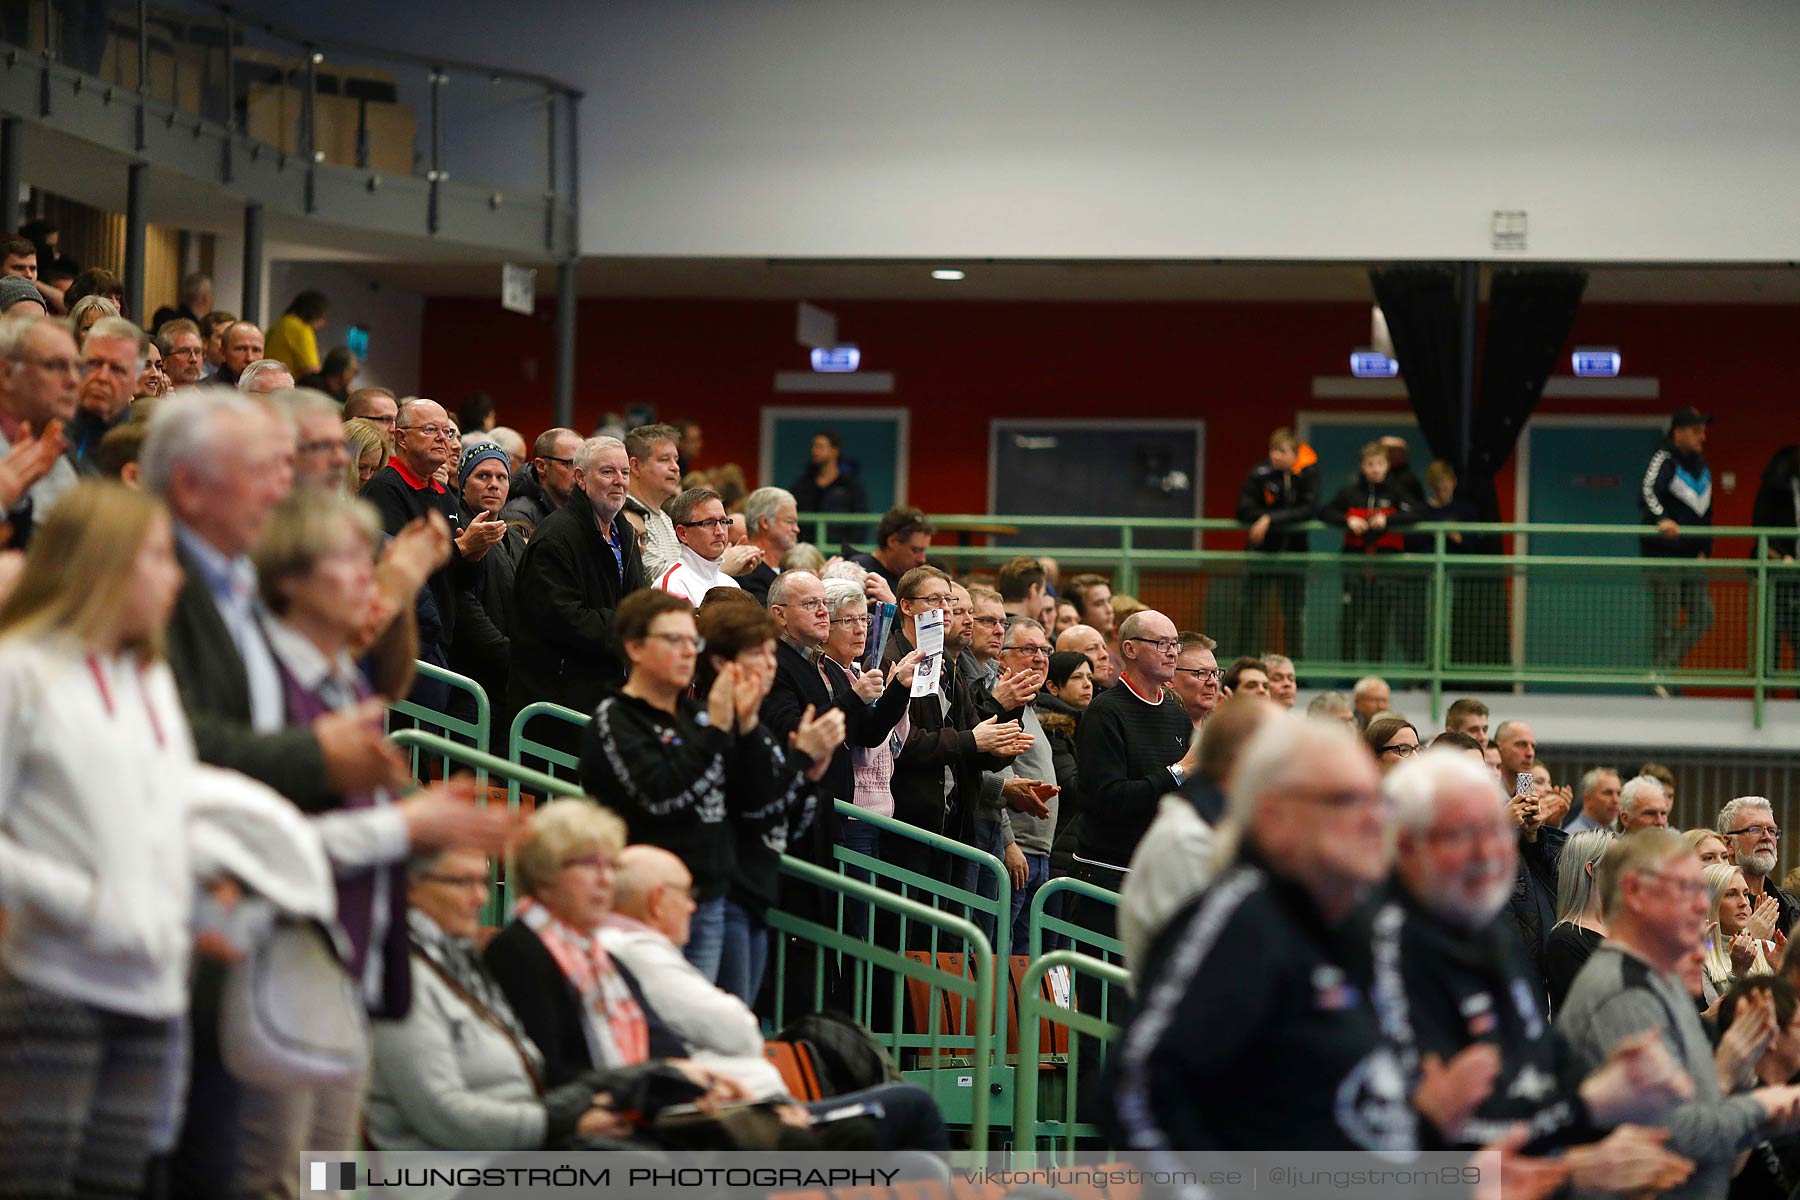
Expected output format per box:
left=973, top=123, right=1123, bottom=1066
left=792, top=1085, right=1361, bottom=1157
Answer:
left=653, top=544, right=740, bottom=607
left=0, top=640, right=198, bottom=1017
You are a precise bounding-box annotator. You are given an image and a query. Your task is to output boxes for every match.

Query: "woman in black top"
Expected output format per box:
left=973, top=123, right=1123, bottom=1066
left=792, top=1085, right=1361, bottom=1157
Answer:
left=1545, top=827, right=1616, bottom=1016
left=692, top=593, right=841, bottom=1006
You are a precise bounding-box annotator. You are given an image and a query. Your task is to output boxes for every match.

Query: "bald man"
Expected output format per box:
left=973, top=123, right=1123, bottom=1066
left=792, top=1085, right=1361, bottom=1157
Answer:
left=1057, top=623, right=1116, bottom=690
left=604, top=846, right=950, bottom=1150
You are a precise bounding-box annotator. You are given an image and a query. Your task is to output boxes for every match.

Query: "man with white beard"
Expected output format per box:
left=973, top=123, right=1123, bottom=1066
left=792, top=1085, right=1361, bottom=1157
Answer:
left=1719, top=795, right=1797, bottom=937
left=1360, top=750, right=1700, bottom=1192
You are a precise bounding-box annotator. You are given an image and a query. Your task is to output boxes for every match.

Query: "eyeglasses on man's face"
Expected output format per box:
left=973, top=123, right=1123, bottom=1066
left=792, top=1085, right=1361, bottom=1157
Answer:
left=400, top=423, right=455, bottom=441
left=1727, top=825, right=1781, bottom=840
left=904, top=592, right=951, bottom=607
left=773, top=597, right=829, bottom=613
left=1174, top=666, right=1225, bottom=681
left=1125, top=636, right=1181, bottom=654
left=678, top=517, right=731, bottom=530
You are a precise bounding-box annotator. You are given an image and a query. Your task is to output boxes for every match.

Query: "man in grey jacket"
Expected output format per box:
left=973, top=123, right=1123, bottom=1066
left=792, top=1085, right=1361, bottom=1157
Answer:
left=976, top=616, right=1061, bottom=953
left=1558, top=827, right=1800, bottom=1199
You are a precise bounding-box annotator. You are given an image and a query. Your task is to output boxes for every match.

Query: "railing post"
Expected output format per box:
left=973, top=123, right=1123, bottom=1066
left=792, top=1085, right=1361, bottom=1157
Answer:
left=427, top=66, right=445, bottom=233
left=302, top=46, right=320, bottom=212
left=1755, top=535, right=1771, bottom=730
left=1429, top=528, right=1448, bottom=723
left=1117, top=524, right=1136, bottom=596
left=133, top=0, right=148, bottom=149
left=0, top=117, right=22, bottom=235
left=123, top=162, right=146, bottom=322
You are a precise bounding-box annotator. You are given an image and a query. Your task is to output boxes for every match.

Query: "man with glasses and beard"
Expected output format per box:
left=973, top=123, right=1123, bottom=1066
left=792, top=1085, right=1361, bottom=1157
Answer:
left=1362, top=751, right=1698, bottom=1192
left=1720, top=796, right=1797, bottom=937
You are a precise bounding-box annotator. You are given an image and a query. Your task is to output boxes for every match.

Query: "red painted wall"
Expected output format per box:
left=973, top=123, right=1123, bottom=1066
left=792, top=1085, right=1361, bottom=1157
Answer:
left=419, top=297, right=1800, bottom=527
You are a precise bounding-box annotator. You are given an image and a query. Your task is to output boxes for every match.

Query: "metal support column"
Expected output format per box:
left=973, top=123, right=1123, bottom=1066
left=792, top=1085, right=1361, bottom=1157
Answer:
left=0, top=118, right=21, bottom=235
left=124, top=162, right=147, bottom=324
left=241, top=202, right=264, bottom=325
left=553, top=257, right=576, bottom=430
left=1455, top=260, right=1479, bottom=470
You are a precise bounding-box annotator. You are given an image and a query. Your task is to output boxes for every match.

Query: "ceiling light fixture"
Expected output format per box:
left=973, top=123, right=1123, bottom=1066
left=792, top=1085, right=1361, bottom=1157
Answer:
left=930, top=268, right=965, bottom=281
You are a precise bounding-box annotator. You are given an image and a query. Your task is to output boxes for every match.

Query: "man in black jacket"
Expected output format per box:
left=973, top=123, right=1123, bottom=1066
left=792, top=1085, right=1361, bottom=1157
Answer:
left=761, top=569, right=913, bottom=862
left=1116, top=717, right=1484, bottom=1157
left=791, top=428, right=867, bottom=547
left=509, top=436, right=646, bottom=753
left=501, top=426, right=581, bottom=529
left=1363, top=751, right=1695, bottom=1185
left=1640, top=408, right=1716, bottom=683
left=1234, top=426, right=1318, bottom=658
left=878, top=565, right=1026, bottom=894
left=361, top=398, right=499, bottom=711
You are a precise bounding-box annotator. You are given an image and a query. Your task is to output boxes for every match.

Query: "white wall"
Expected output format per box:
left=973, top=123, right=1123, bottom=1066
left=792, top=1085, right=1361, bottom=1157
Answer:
left=266, top=260, right=424, bottom=397
left=236, top=0, right=1800, bottom=263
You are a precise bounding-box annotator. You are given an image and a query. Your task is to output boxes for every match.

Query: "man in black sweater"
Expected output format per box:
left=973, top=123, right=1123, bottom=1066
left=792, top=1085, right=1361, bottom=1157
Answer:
left=1074, top=608, right=1200, bottom=883
left=509, top=436, right=647, bottom=750
left=360, top=398, right=499, bottom=709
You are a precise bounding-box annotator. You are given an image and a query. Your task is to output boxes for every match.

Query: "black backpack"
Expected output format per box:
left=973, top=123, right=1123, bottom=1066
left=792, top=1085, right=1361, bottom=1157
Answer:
left=776, top=1010, right=902, bottom=1096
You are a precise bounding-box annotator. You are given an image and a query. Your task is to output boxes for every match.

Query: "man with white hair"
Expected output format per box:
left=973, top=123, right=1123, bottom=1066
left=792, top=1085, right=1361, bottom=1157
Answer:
left=1114, top=717, right=1493, bottom=1156
left=508, top=435, right=647, bottom=737
left=488, top=425, right=527, bottom=477
left=65, top=314, right=143, bottom=475
left=235, top=357, right=294, bottom=395
left=1261, top=652, right=1298, bottom=709
left=1367, top=752, right=1697, bottom=1185
left=1560, top=828, right=1800, bottom=1200
left=1720, top=795, right=1796, bottom=937
left=1352, top=674, right=1390, bottom=727
left=738, top=485, right=798, bottom=604
left=1618, top=774, right=1674, bottom=834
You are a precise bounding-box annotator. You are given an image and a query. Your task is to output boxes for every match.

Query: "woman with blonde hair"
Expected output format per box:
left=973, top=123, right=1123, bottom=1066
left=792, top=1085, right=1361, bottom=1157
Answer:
left=1545, top=828, right=1615, bottom=1015
left=1702, top=862, right=1776, bottom=1007
left=67, top=294, right=119, bottom=347
left=1681, top=827, right=1733, bottom=868
left=342, top=416, right=391, bottom=494
left=0, top=484, right=222, bottom=1192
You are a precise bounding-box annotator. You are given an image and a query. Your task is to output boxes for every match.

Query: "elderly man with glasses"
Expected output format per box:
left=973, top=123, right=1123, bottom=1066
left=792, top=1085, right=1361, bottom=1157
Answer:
left=361, top=397, right=500, bottom=705
left=1075, top=608, right=1203, bottom=905
left=1720, top=795, right=1796, bottom=938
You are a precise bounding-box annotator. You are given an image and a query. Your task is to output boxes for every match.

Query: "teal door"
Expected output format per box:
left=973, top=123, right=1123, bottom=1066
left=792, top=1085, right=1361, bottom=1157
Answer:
left=1523, top=421, right=1668, bottom=677
left=766, top=410, right=903, bottom=550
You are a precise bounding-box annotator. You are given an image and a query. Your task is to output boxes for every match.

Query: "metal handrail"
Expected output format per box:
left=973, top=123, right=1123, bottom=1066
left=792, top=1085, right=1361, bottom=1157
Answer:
left=802, top=511, right=1800, bottom=539
left=769, top=854, right=995, bottom=1158
left=1027, top=877, right=1122, bottom=962
left=1013, top=949, right=1132, bottom=1166
left=386, top=661, right=490, bottom=788
left=386, top=729, right=585, bottom=924
left=505, top=701, right=587, bottom=814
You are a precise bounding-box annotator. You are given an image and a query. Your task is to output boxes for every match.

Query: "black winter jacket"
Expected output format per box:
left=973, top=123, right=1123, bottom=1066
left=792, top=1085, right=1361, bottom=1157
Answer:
left=1322, top=473, right=1422, bottom=554
left=507, top=488, right=647, bottom=722
left=1354, top=880, right=1598, bottom=1153
left=1234, top=460, right=1320, bottom=553
left=878, top=628, right=1009, bottom=848
left=450, top=499, right=525, bottom=709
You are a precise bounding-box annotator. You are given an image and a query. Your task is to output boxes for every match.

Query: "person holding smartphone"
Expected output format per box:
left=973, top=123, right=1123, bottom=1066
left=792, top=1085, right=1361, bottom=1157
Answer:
left=1506, top=761, right=1568, bottom=1010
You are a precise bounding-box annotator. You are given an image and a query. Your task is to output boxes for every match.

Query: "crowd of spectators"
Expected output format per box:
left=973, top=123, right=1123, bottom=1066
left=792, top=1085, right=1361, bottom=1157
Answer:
left=7, top=286, right=1800, bottom=1198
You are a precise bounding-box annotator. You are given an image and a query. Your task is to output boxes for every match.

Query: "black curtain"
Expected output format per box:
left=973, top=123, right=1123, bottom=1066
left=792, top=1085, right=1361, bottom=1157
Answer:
left=1465, top=267, right=1589, bottom=522
left=1368, top=265, right=1465, bottom=468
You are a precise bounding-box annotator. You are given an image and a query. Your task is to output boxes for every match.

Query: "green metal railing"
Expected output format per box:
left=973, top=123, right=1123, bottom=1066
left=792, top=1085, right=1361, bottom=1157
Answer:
left=386, top=729, right=584, bottom=923
left=830, top=801, right=1010, bottom=1051
left=385, top=661, right=491, bottom=783
left=767, top=855, right=995, bottom=1157
left=1013, top=950, right=1132, bottom=1165
left=505, top=701, right=588, bottom=813
left=804, top=512, right=1800, bottom=727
